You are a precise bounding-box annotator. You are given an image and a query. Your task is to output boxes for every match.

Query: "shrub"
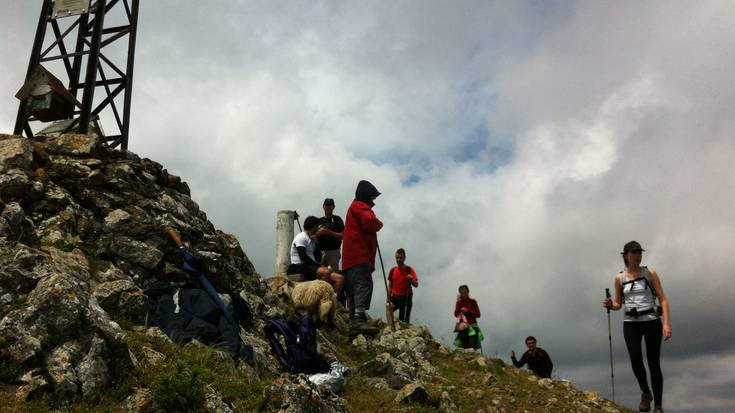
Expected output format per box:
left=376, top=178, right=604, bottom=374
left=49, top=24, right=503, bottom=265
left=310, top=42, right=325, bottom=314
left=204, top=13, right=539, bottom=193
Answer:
left=152, top=362, right=206, bottom=413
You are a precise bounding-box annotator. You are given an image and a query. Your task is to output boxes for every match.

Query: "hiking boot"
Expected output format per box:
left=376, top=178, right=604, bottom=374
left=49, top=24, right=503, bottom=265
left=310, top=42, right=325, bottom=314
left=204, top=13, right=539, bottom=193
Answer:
left=639, top=393, right=653, bottom=412
left=350, top=316, right=380, bottom=335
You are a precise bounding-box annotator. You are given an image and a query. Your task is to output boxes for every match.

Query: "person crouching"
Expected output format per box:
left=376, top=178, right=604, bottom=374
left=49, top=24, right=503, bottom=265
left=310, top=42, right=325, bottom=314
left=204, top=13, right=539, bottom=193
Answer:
left=288, top=216, right=344, bottom=296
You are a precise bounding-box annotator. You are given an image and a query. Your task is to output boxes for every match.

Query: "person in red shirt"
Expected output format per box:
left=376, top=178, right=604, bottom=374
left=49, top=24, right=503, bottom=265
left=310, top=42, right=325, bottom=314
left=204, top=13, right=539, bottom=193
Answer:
left=454, top=284, right=482, bottom=349
left=342, top=180, right=383, bottom=322
left=388, top=248, right=418, bottom=323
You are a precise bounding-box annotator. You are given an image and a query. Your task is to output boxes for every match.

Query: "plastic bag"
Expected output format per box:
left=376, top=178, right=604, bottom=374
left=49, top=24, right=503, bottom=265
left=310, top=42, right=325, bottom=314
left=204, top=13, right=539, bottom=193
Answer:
left=308, top=361, right=351, bottom=393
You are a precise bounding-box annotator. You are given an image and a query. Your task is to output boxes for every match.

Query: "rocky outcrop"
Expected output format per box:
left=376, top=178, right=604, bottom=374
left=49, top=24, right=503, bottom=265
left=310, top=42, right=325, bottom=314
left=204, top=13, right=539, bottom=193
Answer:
left=0, top=133, right=260, bottom=401
left=263, top=375, right=349, bottom=413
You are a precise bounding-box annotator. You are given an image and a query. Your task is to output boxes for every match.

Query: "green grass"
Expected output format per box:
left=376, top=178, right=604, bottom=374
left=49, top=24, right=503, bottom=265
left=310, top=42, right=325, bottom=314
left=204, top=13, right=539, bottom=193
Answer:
left=1, top=332, right=271, bottom=413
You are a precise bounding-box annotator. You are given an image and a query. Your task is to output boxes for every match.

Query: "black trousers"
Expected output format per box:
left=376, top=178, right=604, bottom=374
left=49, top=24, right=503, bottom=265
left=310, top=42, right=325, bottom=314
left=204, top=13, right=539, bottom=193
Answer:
left=390, top=294, right=413, bottom=323
left=457, top=325, right=481, bottom=349
left=623, top=318, right=663, bottom=407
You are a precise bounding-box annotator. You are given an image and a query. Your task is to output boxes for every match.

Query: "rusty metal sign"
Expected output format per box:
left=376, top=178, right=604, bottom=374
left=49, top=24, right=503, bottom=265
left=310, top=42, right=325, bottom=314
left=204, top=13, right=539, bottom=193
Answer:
left=52, top=0, right=90, bottom=19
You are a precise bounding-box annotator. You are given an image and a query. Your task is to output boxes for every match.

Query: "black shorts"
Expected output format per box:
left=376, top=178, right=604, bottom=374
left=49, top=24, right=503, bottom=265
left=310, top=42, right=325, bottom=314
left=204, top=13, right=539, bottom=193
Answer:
left=287, top=263, right=319, bottom=280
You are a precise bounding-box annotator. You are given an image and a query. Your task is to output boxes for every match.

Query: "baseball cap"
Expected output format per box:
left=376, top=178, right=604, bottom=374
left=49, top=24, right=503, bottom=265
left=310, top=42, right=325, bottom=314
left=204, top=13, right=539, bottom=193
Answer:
left=622, top=240, right=645, bottom=254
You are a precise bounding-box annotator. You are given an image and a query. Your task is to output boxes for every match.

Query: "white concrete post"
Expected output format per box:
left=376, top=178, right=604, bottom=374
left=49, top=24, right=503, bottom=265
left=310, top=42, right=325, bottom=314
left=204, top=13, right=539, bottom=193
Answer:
left=275, top=210, right=295, bottom=276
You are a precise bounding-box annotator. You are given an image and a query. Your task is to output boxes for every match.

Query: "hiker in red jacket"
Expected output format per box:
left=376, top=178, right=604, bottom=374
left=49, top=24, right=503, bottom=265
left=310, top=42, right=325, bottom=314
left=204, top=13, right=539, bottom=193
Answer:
left=342, top=180, right=383, bottom=324
left=388, top=248, right=418, bottom=323
left=454, top=284, right=482, bottom=349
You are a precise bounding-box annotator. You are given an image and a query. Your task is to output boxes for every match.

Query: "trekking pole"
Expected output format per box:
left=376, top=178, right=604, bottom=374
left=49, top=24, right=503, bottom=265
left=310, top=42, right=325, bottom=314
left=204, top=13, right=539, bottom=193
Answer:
left=294, top=211, right=302, bottom=232
left=605, top=288, right=616, bottom=403
left=376, top=243, right=396, bottom=331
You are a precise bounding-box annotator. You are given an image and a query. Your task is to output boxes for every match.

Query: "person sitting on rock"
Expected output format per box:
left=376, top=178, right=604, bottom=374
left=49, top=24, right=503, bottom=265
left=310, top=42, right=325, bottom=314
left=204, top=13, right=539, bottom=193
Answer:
left=511, top=336, right=553, bottom=378
left=453, top=285, right=483, bottom=349
left=287, top=216, right=344, bottom=296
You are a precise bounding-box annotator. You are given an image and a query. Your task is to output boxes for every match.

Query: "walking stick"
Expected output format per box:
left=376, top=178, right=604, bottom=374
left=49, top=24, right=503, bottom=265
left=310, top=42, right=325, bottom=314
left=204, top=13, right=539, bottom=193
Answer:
left=605, top=288, right=616, bottom=403
left=294, top=210, right=302, bottom=232
left=376, top=244, right=395, bottom=331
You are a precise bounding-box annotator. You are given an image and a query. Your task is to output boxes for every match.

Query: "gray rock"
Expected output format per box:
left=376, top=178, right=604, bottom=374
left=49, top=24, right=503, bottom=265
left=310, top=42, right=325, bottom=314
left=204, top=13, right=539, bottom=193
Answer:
left=0, top=272, right=135, bottom=398
left=140, top=345, right=166, bottom=366
left=93, top=262, right=129, bottom=283
left=92, top=279, right=138, bottom=312
left=262, top=375, right=349, bottom=413
left=77, top=335, right=111, bottom=399
left=0, top=169, right=31, bottom=201
left=39, top=134, right=100, bottom=156
left=46, top=341, right=83, bottom=398
left=48, top=247, right=91, bottom=283
left=439, top=390, right=458, bottom=413
left=351, top=334, right=369, bottom=352
left=146, top=327, right=173, bottom=344
left=15, top=368, right=49, bottom=401
left=394, top=382, right=432, bottom=405
left=103, top=209, right=131, bottom=232
left=0, top=202, right=37, bottom=245
left=0, top=136, right=33, bottom=173
left=108, top=235, right=163, bottom=269
left=205, top=385, right=234, bottom=413
left=121, top=387, right=153, bottom=413
left=359, top=352, right=416, bottom=388
left=47, top=155, right=96, bottom=180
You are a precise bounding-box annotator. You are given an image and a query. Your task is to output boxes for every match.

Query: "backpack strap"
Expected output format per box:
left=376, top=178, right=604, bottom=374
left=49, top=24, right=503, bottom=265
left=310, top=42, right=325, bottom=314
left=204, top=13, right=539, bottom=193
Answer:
left=265, top=320, right=297, bottom=372
left=619, top=267, right=658, bottom=300
left=640, top=266, right=657, bottom=297
left=298, top=316, right=319, bottom=353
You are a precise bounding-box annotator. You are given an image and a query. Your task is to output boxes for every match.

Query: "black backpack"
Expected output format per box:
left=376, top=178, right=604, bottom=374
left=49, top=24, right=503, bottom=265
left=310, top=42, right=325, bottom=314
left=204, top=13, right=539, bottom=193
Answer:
left=265, top=316, right=330, bottom=374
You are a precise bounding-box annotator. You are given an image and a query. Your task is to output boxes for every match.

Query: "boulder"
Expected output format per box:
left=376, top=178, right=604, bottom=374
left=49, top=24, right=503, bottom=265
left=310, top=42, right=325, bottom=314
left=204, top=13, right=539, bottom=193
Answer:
left=394, top=382, right=432, bottom=405
left=92, top=278, right=147, bottom=323
left=0, top=169, right=32, bottom=201
left=0, top=272, right=136, bottom=398
left=262, top=375, right=349, bottom=413
left=0, top=136, right=33, bottom=173
left=38, top=134, right=100, bottom=157
left=121, top=387, right=154, bottom=413
left=0, top=202, right=37, bottom=245
left=106, top=234, right=163, bottom=270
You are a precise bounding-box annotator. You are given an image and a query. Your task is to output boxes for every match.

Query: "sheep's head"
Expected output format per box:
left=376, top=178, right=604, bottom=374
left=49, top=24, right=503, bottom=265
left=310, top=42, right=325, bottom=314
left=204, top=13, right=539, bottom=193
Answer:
left=276, top=281, right=293, bottom=305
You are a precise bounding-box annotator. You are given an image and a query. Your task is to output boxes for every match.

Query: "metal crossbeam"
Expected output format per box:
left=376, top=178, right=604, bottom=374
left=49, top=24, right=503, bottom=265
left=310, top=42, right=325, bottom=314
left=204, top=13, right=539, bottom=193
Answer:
left=14, top=0, right=140, bottom=150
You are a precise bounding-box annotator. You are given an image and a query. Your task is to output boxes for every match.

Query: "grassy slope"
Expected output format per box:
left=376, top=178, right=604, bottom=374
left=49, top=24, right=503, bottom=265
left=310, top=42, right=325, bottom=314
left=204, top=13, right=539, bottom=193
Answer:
left=0, top=331, right=271, bottom=413
left=0, top=326, right=635, bottom=413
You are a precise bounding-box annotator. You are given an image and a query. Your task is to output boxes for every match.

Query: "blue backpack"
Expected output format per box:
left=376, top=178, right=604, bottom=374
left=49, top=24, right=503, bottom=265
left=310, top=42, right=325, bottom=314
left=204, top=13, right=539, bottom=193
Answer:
left=265, top=317, right=330, bottom=374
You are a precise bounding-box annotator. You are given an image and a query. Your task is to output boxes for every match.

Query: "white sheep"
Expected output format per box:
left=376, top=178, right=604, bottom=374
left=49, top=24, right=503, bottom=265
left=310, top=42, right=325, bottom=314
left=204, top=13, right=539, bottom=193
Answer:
left=278, top=279, right=337, bottom=324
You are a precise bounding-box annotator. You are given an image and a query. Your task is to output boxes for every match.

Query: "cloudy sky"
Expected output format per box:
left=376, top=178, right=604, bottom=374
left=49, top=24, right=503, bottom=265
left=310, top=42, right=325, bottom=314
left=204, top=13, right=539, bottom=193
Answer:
left=3, top=1, right=735, bottom=411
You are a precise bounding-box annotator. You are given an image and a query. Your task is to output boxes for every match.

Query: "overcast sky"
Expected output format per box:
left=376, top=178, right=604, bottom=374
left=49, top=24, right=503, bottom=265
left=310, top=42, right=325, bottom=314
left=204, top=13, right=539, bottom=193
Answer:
left=2, top=2, right=735, bottom=412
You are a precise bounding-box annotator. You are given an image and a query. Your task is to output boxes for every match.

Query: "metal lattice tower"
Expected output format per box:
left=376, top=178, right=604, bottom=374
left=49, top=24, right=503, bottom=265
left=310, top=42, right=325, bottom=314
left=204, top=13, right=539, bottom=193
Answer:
left=13, top=0, right=140, bottom=149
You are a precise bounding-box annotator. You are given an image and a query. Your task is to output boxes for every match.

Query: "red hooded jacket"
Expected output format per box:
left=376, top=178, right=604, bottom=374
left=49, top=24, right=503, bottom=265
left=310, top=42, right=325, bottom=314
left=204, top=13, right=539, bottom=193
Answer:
left=342, top=199, right=383, bottom=271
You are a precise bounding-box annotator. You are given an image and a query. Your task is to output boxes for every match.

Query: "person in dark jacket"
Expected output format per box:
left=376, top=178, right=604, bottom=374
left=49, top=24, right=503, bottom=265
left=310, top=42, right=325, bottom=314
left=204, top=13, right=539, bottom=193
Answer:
left=316, top=198, right=344, bottom=271
left=454, top=284, right=482, bottom=349
left=511, top=336, right=553, bottom=378
left=342, top=180, right=383, bottom=323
